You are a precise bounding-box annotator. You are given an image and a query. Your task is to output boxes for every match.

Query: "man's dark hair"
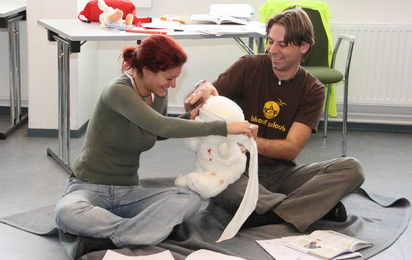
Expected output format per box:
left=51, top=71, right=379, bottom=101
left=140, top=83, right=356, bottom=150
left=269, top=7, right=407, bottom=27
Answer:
left=266, top=8, right=315, bottom=60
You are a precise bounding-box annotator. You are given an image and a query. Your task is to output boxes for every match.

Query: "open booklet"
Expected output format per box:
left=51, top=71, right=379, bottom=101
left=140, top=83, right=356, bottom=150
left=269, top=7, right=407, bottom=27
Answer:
left=190, top=14, right=247, bottom=25
left=159, top=14, right=247, bottom=25
left=286, top=230, right=373, bottom=259
left=257, top=230, right=373, bottom=260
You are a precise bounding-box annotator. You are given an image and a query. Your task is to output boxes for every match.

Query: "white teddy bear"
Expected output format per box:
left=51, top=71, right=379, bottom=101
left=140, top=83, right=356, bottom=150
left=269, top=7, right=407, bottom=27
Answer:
left=175, top=96, right=249, bottom=199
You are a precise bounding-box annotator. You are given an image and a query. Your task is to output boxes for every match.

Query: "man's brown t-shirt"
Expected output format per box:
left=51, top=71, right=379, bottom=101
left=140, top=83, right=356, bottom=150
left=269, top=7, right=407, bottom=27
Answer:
left=213, top=54, right=325, bottom=166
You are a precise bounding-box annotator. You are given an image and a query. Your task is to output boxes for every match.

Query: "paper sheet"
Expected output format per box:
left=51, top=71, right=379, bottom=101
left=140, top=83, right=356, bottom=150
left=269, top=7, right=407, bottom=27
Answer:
left=102, top=250, right=175, bottom=260
left=216, top=137, right=259, bottom=242
left=186, top=249, right=247, bottom=260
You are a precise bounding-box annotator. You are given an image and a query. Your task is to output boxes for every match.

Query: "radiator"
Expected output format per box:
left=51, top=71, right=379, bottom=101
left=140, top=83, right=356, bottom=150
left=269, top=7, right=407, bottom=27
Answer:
left=330, top=23, right=412, bottom=109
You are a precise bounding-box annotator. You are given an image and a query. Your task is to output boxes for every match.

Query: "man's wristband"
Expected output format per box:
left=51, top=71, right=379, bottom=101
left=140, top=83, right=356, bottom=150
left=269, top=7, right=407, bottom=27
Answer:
left=195, top=79, right=206, bottom=89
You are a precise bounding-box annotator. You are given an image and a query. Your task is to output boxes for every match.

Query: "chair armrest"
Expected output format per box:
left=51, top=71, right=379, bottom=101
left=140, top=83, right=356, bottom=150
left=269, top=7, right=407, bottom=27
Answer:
left=331, top=34, right=356, bottom=82
left=337, top=34, right=356, bottom=42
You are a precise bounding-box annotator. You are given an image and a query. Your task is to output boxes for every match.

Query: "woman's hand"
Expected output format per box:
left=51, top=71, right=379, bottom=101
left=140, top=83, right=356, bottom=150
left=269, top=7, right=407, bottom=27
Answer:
left=189, top=104, right=202, bottom=120
left=237, top=142, right=247, bottom=153
left=227, top=121, right=258, bottom=139
left=185, top=81, right=218, bottom=107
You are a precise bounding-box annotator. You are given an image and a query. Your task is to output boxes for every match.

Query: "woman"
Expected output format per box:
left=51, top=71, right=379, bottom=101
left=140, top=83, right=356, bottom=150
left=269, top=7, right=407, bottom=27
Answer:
left=54, top=35, right=258, bottom=258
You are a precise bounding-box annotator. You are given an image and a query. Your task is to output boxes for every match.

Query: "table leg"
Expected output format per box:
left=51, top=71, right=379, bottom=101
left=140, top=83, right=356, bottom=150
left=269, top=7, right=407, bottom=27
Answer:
left=255, top=37, right=264, bottom=53
left=248, top=37, right=254, bottom=51
left=46, top=35, right=71, bottom=173
left=234, top=37, right=265, bottom=55
left=0, top=15, right=28, bottom=139
left=234, top=37, right=254, bottom=54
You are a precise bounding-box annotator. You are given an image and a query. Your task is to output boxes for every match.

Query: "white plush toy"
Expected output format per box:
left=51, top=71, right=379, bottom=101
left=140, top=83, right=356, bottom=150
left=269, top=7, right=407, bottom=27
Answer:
left=97, top=0, right=133, bottom=27
left=175, top=96, right=249, bottom=199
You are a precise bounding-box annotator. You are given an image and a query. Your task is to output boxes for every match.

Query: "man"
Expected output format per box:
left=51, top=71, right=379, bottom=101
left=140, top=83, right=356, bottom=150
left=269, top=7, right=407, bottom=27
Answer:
left=185, top=8, right=364, bottom=232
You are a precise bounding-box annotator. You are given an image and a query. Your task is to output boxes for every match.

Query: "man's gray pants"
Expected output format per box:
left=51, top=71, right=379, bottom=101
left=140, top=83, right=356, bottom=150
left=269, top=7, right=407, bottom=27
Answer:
left=212, top=157, right=365, bottom=232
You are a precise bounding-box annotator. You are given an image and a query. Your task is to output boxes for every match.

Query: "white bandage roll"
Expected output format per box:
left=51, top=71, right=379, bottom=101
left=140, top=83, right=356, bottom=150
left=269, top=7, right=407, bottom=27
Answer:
left=216, top=136, right=258, bottom=243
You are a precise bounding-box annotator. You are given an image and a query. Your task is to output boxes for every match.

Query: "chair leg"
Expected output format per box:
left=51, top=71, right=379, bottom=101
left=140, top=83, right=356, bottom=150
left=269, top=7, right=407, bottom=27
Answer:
left=341, top=39, right=355, bottom=157
left=342, top=80, right=349, bottom=157
left=323, top=84, right=332, bottom=138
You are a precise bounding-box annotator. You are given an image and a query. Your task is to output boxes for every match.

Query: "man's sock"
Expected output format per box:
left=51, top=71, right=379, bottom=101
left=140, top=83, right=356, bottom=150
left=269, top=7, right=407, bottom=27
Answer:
left=242, top=210, right=284, bottom=228
left=321, top=201, right=347, bottom=222
left=166, top=223, right=189, bottom=242
left=72, top=235, right=117, bottom=260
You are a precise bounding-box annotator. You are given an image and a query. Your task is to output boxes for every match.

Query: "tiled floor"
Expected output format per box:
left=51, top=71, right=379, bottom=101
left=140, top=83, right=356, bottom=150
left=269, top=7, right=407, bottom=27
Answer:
left=0, top=114, right=411, bottom=259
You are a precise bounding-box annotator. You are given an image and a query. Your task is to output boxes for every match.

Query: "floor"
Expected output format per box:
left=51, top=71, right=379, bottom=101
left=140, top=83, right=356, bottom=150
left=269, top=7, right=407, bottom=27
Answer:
left=0, top=114, right=411, bottom=260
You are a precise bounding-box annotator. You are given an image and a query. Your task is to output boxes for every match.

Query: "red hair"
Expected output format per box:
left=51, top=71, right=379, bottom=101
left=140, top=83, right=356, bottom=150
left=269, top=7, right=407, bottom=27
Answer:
left=121, top=35, right=187, bottom=75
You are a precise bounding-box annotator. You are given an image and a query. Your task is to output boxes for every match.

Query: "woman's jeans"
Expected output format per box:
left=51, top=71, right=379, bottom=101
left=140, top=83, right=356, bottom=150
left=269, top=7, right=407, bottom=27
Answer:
left=54, top=176, right=201, bottom=248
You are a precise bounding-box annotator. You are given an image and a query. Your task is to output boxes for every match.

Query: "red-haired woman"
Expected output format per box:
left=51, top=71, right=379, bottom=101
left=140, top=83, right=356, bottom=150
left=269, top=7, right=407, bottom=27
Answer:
left=54, top=35, right=258, bottom=259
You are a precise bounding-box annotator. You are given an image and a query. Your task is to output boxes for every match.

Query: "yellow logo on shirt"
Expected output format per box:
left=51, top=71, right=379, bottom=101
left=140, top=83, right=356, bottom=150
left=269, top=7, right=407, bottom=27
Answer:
left=263, top=99, right=287, bottom=119
left=250, top=99, right=287, bottom=132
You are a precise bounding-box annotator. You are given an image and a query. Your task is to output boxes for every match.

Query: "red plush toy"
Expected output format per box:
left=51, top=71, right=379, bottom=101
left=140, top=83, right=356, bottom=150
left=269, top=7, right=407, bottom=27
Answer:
left=97, top=0, right=133, bottom=26
left=78, top=0, right=151, bottom=26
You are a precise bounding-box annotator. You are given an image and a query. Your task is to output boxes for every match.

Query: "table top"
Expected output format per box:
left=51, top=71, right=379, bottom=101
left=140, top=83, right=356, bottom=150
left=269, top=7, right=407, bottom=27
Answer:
left=0, top=1, right=26, bottom=18
left=38, top=19, right=265, bottom=42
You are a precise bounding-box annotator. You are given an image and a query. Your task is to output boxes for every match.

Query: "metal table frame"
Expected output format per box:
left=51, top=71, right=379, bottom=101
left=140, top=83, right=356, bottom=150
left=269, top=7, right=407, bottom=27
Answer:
left=0, top=3, right=28, bottom=139
left=38, top=19, right=265, bottom=173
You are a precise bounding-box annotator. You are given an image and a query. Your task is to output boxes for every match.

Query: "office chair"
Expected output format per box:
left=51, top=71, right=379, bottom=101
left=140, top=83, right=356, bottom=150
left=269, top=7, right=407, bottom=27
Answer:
left=260, top=1, right=356, bottom=157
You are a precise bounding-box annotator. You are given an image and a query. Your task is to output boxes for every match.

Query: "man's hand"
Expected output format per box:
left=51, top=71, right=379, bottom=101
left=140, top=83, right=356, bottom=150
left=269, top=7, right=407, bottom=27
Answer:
left=256, top=122, right=312, bottom=161
left=185, top=81, right=219, bottom=107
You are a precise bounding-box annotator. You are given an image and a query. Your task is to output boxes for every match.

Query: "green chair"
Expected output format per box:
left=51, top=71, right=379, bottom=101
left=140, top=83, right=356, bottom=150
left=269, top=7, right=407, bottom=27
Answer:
left=260, top=1, right=356, bottom=157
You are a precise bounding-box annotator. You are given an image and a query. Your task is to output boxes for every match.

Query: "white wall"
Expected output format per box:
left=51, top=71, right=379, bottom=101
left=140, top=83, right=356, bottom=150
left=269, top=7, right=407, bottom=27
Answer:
left=25, top=0, right=80, bottom=130
left=0, top=0, right=27, bottom=108
left=1, top=0, right=411, bottom=132
left=326, top=0, right=412, bottom=25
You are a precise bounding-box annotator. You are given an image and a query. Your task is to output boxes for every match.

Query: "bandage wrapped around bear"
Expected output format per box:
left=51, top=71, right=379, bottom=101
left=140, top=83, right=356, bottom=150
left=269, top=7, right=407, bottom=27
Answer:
left=175, top=96, right=259, bottom=242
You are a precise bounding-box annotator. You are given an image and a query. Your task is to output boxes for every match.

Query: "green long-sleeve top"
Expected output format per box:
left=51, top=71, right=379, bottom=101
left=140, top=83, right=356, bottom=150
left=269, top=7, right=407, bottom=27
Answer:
left=72, top=74, right=227, bottom=186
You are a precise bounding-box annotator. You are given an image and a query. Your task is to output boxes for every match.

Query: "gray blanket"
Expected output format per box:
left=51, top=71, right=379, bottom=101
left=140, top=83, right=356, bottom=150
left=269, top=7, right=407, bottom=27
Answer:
left=0, top=178, right=410, bottom=260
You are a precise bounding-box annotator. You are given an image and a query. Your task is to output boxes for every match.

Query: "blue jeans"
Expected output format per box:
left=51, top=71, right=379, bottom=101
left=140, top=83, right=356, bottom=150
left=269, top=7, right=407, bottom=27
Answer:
left=54, top=176, right=201, bottom=248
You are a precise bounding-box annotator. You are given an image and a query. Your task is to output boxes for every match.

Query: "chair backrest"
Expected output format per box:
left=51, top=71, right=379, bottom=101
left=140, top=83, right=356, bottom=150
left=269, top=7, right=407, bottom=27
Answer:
left=300, top=8, right=329, bottom=67
left=259, top=1, right=333, bottom=67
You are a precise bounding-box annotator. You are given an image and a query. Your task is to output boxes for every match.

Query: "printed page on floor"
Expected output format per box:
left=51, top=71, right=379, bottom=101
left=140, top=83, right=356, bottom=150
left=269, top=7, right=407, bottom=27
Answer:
left=186, top=249, right=247, bottom=260
left=102, top=250, right=175, bottom=260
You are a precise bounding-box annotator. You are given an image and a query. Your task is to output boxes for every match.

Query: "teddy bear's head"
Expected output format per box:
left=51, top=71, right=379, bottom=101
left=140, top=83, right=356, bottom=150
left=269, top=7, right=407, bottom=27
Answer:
left=196, top=96, right=244, bottom=123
